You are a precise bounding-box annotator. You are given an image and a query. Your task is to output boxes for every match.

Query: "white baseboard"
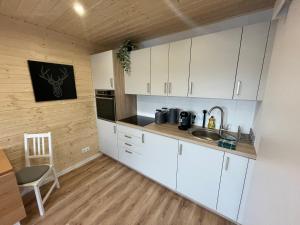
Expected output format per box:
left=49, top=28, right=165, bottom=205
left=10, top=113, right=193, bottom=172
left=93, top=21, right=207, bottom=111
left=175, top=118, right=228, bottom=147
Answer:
left=57, top=152, right=102, bottom=177
left=21, top=152, right=102, bottom=196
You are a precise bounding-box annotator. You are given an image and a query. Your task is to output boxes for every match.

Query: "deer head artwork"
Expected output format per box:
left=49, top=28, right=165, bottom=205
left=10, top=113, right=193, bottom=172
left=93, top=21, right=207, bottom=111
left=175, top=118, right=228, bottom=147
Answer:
left=39, top=66, right=69, bottom=98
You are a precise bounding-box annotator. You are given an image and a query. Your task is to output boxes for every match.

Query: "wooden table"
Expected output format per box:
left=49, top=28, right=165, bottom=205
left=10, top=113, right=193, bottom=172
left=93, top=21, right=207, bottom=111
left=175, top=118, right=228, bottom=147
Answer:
left=0, top=150, right=26, bottom=225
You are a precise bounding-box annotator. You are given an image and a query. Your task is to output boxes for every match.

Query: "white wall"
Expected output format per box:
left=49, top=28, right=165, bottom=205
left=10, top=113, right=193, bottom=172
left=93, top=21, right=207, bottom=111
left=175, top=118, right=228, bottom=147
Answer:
left=137, top=95, right=257, bottom=133
left=140, top=9, right=272, bottom=48
left=243, top=1, right=300, bottom=225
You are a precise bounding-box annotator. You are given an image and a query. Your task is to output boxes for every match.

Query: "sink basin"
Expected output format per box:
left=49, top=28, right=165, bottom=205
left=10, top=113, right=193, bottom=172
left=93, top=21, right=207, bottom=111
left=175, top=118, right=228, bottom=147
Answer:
left=191, top=129, right=222, bottom=141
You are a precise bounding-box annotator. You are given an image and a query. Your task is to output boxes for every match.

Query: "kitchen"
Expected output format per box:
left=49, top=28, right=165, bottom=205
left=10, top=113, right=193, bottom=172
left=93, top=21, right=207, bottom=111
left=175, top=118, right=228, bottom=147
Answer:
left=0, top=0, right=299, bottom=225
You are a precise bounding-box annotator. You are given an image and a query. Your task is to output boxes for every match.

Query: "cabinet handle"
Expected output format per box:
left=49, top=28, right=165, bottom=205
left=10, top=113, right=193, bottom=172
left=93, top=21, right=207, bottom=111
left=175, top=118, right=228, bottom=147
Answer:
left=225, top=157, right=230, bottom=171
left=190, top=82, right=193, bottom=95
left=124, top=135, right=132, bottom=139
left=147, top=83, right=150, bottom=94
left=142, top=133, right=145, bottom=143
left=236, top=80, right=241, bottom=96
left=125, top=150, right=133, bottom=154
left=164, top=82, right=167, bottom=94
left=125, top=143, right=132, bottom=147
left=110, top=78, right=114, bottom=88
left=168, top=82, right=172, bottom=94
left=113, top=125, right=116, bottom=134
left=178, top=144, right=183, bottom=155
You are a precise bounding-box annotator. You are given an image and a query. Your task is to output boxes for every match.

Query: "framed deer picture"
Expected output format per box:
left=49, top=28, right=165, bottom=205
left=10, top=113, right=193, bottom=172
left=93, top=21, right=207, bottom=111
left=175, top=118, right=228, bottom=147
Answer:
left=27, top=60, right=77, bottom=102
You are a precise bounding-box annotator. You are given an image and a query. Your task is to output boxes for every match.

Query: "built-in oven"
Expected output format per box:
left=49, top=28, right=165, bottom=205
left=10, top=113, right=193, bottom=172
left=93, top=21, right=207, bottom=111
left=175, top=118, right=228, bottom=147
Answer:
left=95, top=89, right=116, bottom=121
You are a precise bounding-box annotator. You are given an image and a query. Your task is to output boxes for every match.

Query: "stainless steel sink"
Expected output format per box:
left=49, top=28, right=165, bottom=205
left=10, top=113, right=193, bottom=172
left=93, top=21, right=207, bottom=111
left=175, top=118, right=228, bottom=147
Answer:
left=191, top=129, right=222, bottom=141
left=190, top=128, right=237, bottom=142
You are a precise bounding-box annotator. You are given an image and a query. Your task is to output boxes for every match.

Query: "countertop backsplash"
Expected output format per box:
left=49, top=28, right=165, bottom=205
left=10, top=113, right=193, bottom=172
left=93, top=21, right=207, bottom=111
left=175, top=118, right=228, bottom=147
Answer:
left=137, top=95, right=257, bottom=133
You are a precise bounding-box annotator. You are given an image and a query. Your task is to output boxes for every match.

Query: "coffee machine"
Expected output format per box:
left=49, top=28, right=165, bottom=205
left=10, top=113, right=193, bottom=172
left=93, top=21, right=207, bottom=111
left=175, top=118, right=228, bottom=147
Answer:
left=178, top=111, right=195, bottom=130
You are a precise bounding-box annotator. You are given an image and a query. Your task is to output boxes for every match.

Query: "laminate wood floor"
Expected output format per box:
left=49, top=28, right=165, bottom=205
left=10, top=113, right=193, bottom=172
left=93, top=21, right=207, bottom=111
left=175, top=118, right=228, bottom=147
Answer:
left=21, top=155, right=235, bottom=225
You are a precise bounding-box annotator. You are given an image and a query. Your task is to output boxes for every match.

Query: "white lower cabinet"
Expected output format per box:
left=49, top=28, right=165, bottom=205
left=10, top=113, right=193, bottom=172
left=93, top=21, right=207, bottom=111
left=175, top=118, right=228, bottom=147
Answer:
left=117, top=125, right=144, bottom=172
left=96, top=119, right=118, bottom=160
left=177, top=141, right=224, bottom=209
left=217, top=153, right=249, bottom=221
left=118, top=143, right=144, bottom=172
left=114, top=124, right=252, bottom=223
left=142, top=132, right=178, bottom=190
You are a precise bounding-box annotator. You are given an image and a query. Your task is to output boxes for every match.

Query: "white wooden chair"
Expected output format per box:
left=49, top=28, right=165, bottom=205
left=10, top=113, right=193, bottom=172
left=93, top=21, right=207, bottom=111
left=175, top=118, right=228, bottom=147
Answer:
left=16, top=132, right=60, bottom=216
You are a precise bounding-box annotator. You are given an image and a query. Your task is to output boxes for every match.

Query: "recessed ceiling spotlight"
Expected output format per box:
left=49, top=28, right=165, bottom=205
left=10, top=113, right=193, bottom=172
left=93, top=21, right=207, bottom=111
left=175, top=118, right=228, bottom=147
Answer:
left=73, top=2, right=85, bottom=16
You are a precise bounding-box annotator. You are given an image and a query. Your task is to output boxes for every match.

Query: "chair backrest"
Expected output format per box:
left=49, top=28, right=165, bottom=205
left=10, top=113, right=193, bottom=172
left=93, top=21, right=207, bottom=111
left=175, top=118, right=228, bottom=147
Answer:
left=24, top=132, right=53, bottom=167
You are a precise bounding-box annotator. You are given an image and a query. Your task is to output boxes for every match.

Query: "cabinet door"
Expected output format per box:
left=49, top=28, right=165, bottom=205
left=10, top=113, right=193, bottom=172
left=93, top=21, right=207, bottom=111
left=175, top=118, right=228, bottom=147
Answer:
left=177, top=141, right=224, bottom=209
left=217, top=153, right=249, bottom=221
left=189, top=28, right=242, bottom=99
left=151, top=44, right=169, bottom=96
left=125, top=48, right=151, bottom=95
left=91, top=50, right=114, bottom=90
left=257, top=22, right=277, bottom=101
left=168, top=39, right=191, bottom=97
left=237, top=159, right=255, bottom=224
left=234, top=22, right=270, bottom=100
left=97, top=119, right=118, bottom=159
left=142, top=132, right=178, bottom=190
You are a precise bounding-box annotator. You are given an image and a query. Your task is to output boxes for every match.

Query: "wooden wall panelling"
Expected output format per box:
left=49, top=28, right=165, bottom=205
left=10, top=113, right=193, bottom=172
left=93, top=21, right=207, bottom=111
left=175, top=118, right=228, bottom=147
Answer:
left=0, top=15, right=99, bottom=172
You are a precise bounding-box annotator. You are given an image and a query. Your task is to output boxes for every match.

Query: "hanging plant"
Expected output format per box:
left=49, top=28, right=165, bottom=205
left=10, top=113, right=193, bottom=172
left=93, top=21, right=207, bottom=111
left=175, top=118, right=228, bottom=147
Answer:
left=116, top=40, right=136, bottom=73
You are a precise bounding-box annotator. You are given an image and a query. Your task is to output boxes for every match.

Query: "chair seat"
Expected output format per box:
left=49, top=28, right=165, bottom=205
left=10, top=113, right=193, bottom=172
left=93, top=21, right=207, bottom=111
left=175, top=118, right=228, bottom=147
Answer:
left=16, top=165, right=50, bottom=185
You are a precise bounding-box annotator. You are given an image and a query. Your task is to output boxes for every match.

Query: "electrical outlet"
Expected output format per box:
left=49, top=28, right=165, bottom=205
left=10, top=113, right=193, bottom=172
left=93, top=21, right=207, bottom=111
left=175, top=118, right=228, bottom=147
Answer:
left=81, top=146, right=90, bottom=153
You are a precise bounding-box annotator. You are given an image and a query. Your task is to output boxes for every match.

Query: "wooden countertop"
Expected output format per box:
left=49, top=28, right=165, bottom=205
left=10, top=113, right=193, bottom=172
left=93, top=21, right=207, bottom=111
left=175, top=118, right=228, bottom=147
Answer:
left=0, top=149, right=13, bottom=176
left=117, top=121, right=257, bottom=160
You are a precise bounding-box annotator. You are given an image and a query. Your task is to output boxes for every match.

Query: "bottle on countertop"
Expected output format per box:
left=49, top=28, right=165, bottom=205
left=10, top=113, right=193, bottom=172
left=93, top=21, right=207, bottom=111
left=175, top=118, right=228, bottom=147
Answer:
left=208, top=116, right=216, bottom=129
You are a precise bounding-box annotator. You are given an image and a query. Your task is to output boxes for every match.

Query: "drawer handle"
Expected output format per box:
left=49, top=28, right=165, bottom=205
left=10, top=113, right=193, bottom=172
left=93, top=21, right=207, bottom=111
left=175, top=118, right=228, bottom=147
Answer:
left=190, top=82, right=193, bottom=95
left=147, top=83, right=150, bottom=94
left=125, top=150, right=132, bottom=154
left=178, top=144, right=183, bottom=155
left=168, top=82, right=172, bottom=94
left=124, top=135, right=132, bottom=139
left=225, top=157, right=230, bottom=171
left=113, top=126, right=116, bottom=134
left=125, top=143, right=132, bottom=147
left=142, top=133, right=145, bottom=143
left=236, top=80, right=241, bottom=96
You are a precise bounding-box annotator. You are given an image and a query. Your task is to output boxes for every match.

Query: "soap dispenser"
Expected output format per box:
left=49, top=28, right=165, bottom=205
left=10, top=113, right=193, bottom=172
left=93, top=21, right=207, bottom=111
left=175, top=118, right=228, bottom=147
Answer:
left=208, top=116, right=216, bottom=129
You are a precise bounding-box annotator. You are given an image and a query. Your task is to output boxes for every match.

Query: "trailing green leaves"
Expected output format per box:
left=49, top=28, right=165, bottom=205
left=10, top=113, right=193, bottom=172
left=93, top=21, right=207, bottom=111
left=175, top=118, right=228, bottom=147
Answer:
left=116, top=40, right=136, bottom=73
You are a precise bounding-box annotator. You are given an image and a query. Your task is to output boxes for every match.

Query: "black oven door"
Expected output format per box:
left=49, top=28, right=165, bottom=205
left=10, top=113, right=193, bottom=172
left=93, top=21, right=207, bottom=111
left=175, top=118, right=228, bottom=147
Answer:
left=96, top=96, right=116, bottom=121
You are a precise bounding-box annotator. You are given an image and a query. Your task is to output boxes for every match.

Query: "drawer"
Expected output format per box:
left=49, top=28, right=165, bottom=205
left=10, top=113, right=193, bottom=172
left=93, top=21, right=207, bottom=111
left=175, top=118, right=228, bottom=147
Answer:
left=117, top=124, right=143, bottom=139
left=118, top=145, right=144, bottom=172
left=118, top=133, right=142, bottom=146
left=118, top=139, right=142, bottom=155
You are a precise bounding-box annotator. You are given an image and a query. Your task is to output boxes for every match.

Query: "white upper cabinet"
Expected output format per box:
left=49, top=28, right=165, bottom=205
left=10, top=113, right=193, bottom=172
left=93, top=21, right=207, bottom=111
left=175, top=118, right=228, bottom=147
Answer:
left=257, top=22, right=277, bottom=101
left=189, top=28, right=242, bottom=99
left=96, top=119, right=118, bottom=159
left=151, top=44, right=170, bottom=96
left=217, top=153, right=249, bottom=221
left=142, top=132, right=178, bottom=190
left=177, top=141, right=224, bottom=209
left=125, top=48, right=151, bottom=95
left=168, top=39, right=191, bottom=97
left=234, top=22, right=270, bottom=100
left=91, top=50, right=114, bottom=90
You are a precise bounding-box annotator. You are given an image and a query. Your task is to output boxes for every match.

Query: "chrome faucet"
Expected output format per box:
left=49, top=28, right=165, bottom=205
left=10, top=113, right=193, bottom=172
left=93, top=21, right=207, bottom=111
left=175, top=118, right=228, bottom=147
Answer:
left=208, top=106, right=225, bottom=134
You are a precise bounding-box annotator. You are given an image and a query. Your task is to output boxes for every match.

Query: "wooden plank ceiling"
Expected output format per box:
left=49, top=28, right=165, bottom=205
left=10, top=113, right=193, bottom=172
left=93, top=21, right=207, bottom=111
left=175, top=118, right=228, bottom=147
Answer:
left=0, top=0, right=275, bottom=50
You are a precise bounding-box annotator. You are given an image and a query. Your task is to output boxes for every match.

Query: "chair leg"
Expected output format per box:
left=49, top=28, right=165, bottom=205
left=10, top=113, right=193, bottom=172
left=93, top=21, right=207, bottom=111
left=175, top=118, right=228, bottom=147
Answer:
left=34, top=185, right=45, bottom=216
left=52, top=167, right=60, bottom=189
